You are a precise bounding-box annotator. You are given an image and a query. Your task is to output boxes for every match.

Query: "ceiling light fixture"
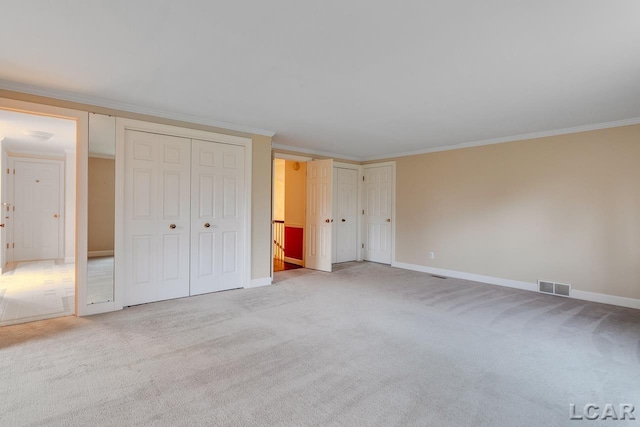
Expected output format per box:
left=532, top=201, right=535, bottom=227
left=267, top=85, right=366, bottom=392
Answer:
left=23, top=130, right=54, bottom=140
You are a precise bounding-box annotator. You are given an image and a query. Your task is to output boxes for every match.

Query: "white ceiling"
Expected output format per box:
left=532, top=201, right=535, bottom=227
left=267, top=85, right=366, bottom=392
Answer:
left=0, top=109, right=75, bottom=155
left=1, top=1, right=640, bottom=160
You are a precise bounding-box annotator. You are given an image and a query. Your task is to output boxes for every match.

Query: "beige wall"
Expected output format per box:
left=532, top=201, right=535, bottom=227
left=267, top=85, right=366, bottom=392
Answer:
left=251, top=135, right=273, bottom=280
left=273, top=159, right=285, bottom=221
left=284, top=160, right=306, bottom=227
left=395, top=124, right=640, bottom=300
left=1, top=89, right=273, bottom=281
left=88, top=157, right=115, bottom=253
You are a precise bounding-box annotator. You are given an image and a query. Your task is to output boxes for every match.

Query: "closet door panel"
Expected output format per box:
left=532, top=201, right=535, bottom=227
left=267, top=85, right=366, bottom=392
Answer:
left=124, top=130, right=191, bottom=305
left=191, top=140, right=245, bottom=295
left=335, top=168, right=358, bottom=263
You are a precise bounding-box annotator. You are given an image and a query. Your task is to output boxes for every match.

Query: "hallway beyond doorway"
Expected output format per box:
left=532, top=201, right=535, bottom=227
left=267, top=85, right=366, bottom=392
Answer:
left=0, top=260, right=74, bottom=326
left=273, top=258, right=302, bottom=272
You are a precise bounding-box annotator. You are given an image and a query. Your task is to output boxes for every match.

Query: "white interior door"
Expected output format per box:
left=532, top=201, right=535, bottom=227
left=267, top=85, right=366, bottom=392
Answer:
left=334, top=167, right=358, bottom=263
left=306, top=159, right=333, bottom=272
left=14, top=160, right=61, bottom=261
left=0, top=150, right=6, bottom=270
left=190, top=139, right=245, bottom=295
left=124, top=130, right=191, bottom=306
left=363, top=165, right=392, bottom=264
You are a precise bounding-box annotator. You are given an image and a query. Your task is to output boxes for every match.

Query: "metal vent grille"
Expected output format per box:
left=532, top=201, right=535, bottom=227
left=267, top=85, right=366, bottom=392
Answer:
left=554, top=283, right=571, bottom=297
left=539, top=281, right=554, bottom=294
left=538, top=280, right=571, bottom=297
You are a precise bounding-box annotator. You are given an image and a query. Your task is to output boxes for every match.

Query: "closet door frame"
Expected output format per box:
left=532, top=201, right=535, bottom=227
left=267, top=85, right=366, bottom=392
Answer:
left=114, top=118, right=252, bottom=311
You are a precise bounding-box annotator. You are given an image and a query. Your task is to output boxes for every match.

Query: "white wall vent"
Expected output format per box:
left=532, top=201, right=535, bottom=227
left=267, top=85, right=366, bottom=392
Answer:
left=538, top=280, right=571, bottom=297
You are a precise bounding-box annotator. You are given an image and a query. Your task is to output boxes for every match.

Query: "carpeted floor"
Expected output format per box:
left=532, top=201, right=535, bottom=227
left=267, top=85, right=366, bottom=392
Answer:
left=1, top=262, right=639, bottom=426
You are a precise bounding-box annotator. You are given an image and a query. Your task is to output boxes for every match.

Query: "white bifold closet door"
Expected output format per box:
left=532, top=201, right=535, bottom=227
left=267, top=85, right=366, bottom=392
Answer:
left=190, top=140, right=245, bottom=295
left=124, top=130, right=191, bottom=306
left=124, top=131, right=246, bottom=306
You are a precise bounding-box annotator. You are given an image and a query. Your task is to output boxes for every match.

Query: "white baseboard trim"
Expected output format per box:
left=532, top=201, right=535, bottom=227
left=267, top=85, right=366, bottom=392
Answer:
left=571, top=289, right=640, bottom=310
left=284, top=256, right=304, bottom=267
left=246, top=277, right=272, bottom=288
left=64, top=256, right=75, bottom=264
left=392, top=261, right=536, bottom=292
left=391, top=261, right=640, bottom=310
left=88, top=250, right=114, bottom=258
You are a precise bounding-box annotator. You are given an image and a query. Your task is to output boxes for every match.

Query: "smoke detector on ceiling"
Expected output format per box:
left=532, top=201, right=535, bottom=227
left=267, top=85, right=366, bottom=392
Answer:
left=23, top=130, right=54, bottom=141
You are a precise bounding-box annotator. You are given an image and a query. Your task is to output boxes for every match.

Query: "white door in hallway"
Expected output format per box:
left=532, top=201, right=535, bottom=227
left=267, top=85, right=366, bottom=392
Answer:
left=306, top=159, right=333, bottom=272
left=14, top=160, right=61, bottom=261
left=124, top=130, right=191, bottom=305
left=190, top=140, right=245, bottom=295
left=333, top=167, right=358, bottom=263
left=363, top=165, right=393, bottom=264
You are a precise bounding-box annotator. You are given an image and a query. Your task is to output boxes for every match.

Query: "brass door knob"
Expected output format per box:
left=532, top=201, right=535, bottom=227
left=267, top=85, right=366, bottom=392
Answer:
left=0, top=224, right=4, bottom=228
left=169, top=224, right=177, bottom=229
left=53, top=214, right=59, bottom=219
left=204, top=223, right=211, bottom=228
left=341, top=219, right=346, bottom=222
left=325, top=219, right=330, bottom=223
left=386, top=218, right=391, bottom=222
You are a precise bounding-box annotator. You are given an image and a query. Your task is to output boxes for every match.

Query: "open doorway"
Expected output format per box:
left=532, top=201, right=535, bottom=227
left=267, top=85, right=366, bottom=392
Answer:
left=273, top=157, right=305, bottom=272
left=0, top=108, right=76, bottom=326
left=272, top=155, right=364, bottom=276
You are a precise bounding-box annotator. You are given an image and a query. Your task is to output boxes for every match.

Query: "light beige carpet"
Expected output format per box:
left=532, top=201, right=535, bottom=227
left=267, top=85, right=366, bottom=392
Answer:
left=1, top=262, right=639, bottom=426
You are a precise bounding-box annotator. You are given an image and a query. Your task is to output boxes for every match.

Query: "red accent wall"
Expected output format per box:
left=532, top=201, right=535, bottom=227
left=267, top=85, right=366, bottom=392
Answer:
left=284, top=227, right=303, bottom=260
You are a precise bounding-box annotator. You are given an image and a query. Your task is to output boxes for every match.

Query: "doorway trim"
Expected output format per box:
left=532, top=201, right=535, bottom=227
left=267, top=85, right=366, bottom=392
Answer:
left=0, top=96, right=89, bottom=318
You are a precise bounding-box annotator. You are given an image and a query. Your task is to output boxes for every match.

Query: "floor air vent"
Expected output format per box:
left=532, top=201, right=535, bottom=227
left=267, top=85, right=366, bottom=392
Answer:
left=538, top=280, right=571, bottom=297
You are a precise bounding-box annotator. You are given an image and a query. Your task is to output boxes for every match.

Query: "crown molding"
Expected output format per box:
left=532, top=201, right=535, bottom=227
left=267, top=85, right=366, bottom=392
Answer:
left=0, top=80, right=276, bottom=138
left=5, top=80, right=639, bottom=162
left=271, top=143, right=363, bottom=162
left=363, top=116, right=640, bottom=161
left=276, top=115, right=640, bottom=163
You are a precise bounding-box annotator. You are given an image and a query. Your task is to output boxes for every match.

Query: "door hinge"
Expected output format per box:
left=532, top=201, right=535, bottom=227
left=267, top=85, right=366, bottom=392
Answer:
left=362, top=176, right=365, bottom=181
left=5, top=168, right=8, bottom=174
left=13, top=169, right=15, bottom=175
left=361, top=243, right=364, bottom=249
left=12, top=243, right=15, bottom=248
left=362, top=209, right=364, bottom=215
left=5, top=243, right=8, bottom=249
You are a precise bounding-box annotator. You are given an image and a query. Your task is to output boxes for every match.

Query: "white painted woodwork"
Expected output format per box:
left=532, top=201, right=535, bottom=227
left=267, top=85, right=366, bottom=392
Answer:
left=305, top=159, right=333, bottom=272
left=123, top=130, right=191, bottom=306
left=14, top=160, right=61, bottom=261
left=333, top=167, right=358, bottom=263
left=363, top=165, right=392, bottom=264
left=190, top=139, right=245, bottom=295
left=0, top=148, right=8, bottom=270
